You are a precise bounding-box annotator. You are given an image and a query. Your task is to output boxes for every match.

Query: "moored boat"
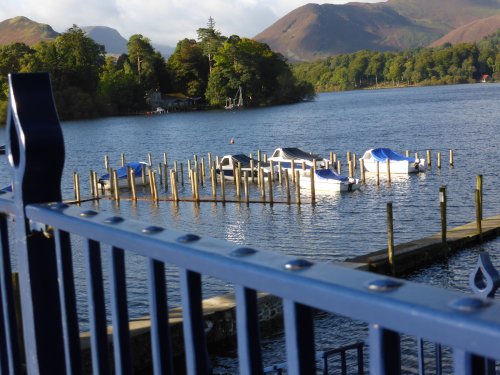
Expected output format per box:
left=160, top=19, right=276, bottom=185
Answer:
left=268, top=147, right=329, bottom=171
left=216, top=154, right=259, bottom=180
left=99, top=161, right=149, bottom=190
left=299, top=169, right=360, bottom=193
left=360, top=148, right=426, bottom=174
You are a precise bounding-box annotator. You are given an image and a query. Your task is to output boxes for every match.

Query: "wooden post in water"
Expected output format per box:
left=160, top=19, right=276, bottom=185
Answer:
left=148, top=153, right=152, bottom=167
left=171, top=170, right=179, bottom=202
left=449, top=149, right=454, bottom=166
left=333, top=153, right=337, bottom=163
left=268, top=169, right=273, bottom=206
left=291, top=160, right=295, bottom=183
left=346, top=151, right=351, bottom=165
left=126, top=166, right=132, bottom=190
left=244, top=172, right=249, bottom=205
left=352, top=154, right=357, bottom=171
left=278, top=162, right=283, bottom=185
left=437, top=152, right=442, bottom=169
left=263, top=153, right=267, bottom=163
left=193, top=171, right=200, bottom=202
left=121, top=153, right=125, bottom=167
left=387, top=202, right=395, bottom=275
left=187, top=160, right=192, bottom=182
left=109, top=167, right=115, bottom=195
left=477, top=175, right=483, bottom=220
left=200, top=157, right=205, bottom=186
left=236, top=165, right=241, bottom=201
left=158, top=162, right=163, bottom=185
left=269, top=160, right=274, bottom=182
left=260, top=168, right=266, bottom=202
left=284, top=169, right=291, bottom=205
left=386, top=159, right=391, bottom=183
left=310, top=162, right=316, bottom=204
left=130, top=169, right=137, bottom=201
left=257, top=149, right=261, bottom=162
left=220, top=168, right=226, bottom=203
left=113, top=169, right=120, bottom=202
left=163, top=164, right=168, bottom=190
left=89, top=170, right=95, bottom=196
left=360, top=159, right=365, bottom=184
left=348, top=160, right=353, bottom=178
left=337, top=160, right=341, bottom=175
left=148, top=168, right=155, bottom=200
left=93, top=171, right=99, bottom=198
left=141, top=164, right=147, bottom=186
left=104, top=155, right=109, bottom=171
left=295, top=170, right=301, bottom=205
left=302, top=161, right=306, bottom=171
left=211, top=165, right=217, bottom=199
left=475, top=189, right=483, bottom=241
left=163, top=152, right=168, bottom=166
left=180, top=163, right=184, bottom=186
left=250, top=159, right=255, bottom=183
left=330, top=151, right=334, bottom=165
left=439, top=186, right=447, bottom=251
left=405, top=150, right=410, bottom=157
left=376, top=161, right=380, bottom=186
left=415, top=152, right=419, bottom=161
left=426, top=150, right=431, bottom=167
left=73, top=172, right=81, bottom=203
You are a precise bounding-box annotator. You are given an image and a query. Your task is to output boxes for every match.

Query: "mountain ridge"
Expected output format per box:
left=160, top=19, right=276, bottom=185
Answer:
left=255, top=0, right=500, bottom=61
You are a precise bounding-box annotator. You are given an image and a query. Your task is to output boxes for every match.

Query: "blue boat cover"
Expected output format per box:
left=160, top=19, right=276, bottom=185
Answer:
left=100, top=162, right=145, bottom=181
left=370, top=148, right=417, bottom=163
left=315, top=169, right=349, bottom=182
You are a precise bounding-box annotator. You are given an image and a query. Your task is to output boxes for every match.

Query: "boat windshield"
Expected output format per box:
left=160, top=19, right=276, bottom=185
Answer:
left=371, top=148, right=417, bottom=163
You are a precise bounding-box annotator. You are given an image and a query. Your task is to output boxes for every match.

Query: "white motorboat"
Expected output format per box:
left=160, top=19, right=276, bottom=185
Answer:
left=301, top=169, right=360, bottom=192
left=268, top=147, right=329, bottom=172
left=360, top=148, right=426, bottom=174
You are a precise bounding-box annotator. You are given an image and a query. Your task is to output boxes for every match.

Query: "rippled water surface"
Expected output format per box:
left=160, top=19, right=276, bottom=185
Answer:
left=1, top=84, right=499, bottom=371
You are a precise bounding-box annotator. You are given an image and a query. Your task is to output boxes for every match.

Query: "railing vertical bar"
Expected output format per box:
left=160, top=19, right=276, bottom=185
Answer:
left=454, top=350, right=496, bottom=375
left=235, top=286, right=263, bottom=375
left=0, top=215, right=21, bottom=375
left=109, top=247, right=132, bottom=375
left=369, top=324, right=401, bottom=375
left=54, top=229, right=82, bottom=375
left=148, top=259, right=174, bottom=375
left=341, top=351, right=347, bottom=374
left=283, top=300, right=316, bottom=374
left=357, top=345, right=364, bottom=375
left=418, top=338, right=425, bottom=375
left=84, top=239, right=110, bottom=375
left=435, top=343, right=442, bottom=375
left=180, top=269, right=210, bottom=374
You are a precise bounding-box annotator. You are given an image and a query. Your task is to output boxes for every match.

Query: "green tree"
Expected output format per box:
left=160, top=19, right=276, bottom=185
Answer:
left=196, top=17, right=226, bottom=74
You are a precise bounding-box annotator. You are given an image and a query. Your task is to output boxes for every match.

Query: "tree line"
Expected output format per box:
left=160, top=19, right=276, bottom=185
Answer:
left=292, top=31, right=500, bottom=92
left=0, top=18, right=315, bottom=123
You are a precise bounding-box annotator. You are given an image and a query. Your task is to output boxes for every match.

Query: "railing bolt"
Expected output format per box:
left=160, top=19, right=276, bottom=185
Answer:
left=449, top=297, right=491, bottom=312
left=284, top=259, right=313, bottom=271
left=103, top=216, right=124, bottom=224
left=366, top=279, right=403, bottom=292
left=231, top=247, right=257, bottom=257
left=142, top=225, right=164, bottom=234
left=80, top=210, right=99, bottom=217
left=177, top=234, right=201, bottom=243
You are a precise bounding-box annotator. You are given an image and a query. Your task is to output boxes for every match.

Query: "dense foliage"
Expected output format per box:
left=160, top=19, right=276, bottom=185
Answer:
left=0, top=19, right=314, bottom=123
left=292, top=31, right=500, bottom=92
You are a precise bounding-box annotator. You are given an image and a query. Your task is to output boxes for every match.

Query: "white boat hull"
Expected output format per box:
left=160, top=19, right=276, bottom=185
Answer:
left=361, top=159, right=426, bottom=174
left=99, top=175, right=149, bottom=190
left=300, top=176, right=361, bottom=192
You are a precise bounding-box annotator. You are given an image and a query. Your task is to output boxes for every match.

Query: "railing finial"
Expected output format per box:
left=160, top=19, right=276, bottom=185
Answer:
left=7, top=72, right=65, bottom=205
left=470, top=252, right=500, bottom=299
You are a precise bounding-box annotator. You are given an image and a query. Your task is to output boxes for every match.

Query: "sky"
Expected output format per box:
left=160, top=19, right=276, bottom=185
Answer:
left=0, top=0, right=385, bottom=47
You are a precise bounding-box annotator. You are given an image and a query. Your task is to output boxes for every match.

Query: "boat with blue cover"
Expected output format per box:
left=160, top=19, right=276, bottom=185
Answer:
left=360, top=148, right=426, bottom=174
left=99, top=161, right=149, bottom=190
left=306, top=169, right=360, bottom=192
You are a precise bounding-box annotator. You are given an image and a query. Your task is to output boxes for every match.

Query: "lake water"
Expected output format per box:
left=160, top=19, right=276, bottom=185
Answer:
left=1, top=83, right=499, bottom=372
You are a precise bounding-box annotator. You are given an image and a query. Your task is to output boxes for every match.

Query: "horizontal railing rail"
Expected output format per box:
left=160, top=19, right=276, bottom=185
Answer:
left=1, top=72, right=500, bottom=374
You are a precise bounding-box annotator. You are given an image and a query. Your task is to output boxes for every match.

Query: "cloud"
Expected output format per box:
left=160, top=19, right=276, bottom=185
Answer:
left=0, top=0, right=385, bottom=47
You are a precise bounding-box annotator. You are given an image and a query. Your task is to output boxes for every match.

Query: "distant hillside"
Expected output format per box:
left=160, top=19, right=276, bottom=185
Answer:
left=0, top=16, right=59, bottom=46
left=429, top=15, right=500, bottom=46
left=82, top=26, right=128, bottom=54
left=255, top=0, right=500, bottom=61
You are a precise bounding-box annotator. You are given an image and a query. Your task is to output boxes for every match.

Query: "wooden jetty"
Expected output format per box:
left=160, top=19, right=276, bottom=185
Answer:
left=346, top=215, right=500, bottom=276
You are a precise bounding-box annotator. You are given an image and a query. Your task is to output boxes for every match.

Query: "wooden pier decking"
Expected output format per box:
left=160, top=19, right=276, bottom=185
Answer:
left=345, top=215, right=500, bottom=275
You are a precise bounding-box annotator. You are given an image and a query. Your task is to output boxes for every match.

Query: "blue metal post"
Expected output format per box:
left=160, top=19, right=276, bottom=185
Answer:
left=7, top=72, right=67, bottom=373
